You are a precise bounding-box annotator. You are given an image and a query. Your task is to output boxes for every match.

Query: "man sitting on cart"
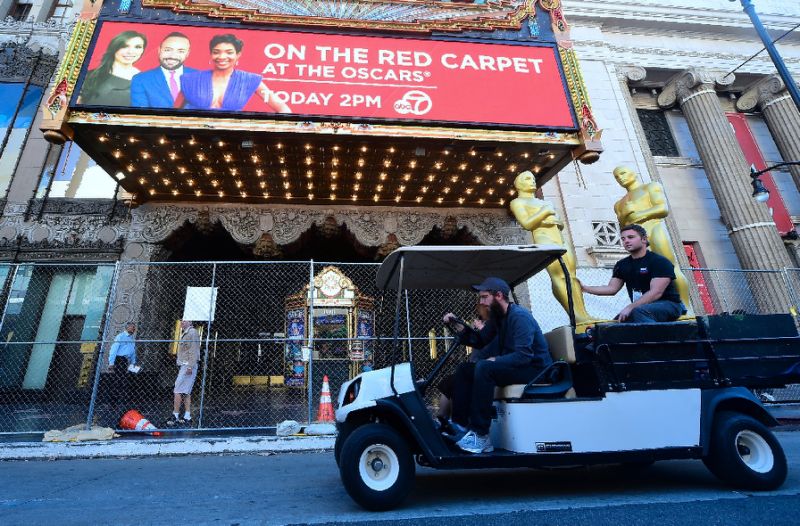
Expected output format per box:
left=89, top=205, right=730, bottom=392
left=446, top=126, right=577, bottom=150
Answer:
left=580, top=224, right=686, bottom=323
left=443, top=277, right=551, bottom=454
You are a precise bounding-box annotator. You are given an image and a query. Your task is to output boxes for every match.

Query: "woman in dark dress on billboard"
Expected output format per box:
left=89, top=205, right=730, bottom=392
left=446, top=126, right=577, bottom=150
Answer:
left=78, top=31, right=147, bottom=106
left=176, top=34, right=290, bottom=113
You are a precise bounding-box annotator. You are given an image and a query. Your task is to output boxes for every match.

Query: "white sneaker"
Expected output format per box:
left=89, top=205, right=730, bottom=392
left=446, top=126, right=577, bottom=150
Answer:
left=456, top=430, right=493, bottom=454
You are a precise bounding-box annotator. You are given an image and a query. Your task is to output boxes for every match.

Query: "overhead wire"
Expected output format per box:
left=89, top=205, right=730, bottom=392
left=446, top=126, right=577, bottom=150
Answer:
left=722, top=21, right=800, bottom=80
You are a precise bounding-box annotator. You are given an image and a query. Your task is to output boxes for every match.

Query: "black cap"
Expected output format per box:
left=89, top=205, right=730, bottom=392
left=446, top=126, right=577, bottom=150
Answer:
left=472, top=277, right=511, bottom=296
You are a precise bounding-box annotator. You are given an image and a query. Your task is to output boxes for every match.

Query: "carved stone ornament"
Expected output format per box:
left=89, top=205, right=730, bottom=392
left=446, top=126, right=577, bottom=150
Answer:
left=736, top=75, right=787, bottom=113
left=127, top=203, right=519, bottom=250
left=618, top=65, right=647, bottom=83
left=658, top=68, right=731, bottom=109
left=142, top=0, right=537, bottom=33
left=0, top=41, right=58, bottom=85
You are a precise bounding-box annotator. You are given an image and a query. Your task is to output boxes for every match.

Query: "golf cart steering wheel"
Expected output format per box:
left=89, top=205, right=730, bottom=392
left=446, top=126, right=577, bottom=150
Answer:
left=445, top=316, right=478, bottom=337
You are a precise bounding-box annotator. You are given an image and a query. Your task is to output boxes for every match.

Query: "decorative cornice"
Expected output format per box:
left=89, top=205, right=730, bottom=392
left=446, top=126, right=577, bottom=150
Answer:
left=563, top=0, right=800, bottom=32
left=140, top=0, right=537, bottom=33
left=66, top=111, right=582, bottom=145
left=571, top=38, right=799, bottom=76
left=127, top=203, right=520, bottom=248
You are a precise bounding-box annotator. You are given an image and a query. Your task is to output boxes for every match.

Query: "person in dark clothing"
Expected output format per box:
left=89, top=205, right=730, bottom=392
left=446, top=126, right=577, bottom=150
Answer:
left=443, top=277, right=551, bottom=454
left=580, top=223, right=686, bottom=323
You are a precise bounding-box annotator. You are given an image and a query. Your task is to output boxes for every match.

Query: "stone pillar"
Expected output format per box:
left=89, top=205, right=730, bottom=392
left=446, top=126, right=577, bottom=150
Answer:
left=737, top=75, right=800, bottom=192
left=658, top=68, right=793, bottom=314
left=102, top=241, right=160, bottom=371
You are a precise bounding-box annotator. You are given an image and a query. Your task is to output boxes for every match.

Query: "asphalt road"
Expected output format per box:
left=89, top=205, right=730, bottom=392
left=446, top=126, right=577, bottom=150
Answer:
left=1, top=432, right=799, bottom=525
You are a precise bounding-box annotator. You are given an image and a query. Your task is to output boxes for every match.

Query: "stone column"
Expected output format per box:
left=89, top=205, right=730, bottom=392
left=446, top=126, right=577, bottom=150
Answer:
left=737, top=75, right=800, bottom=192
left=658, top=68, right=793, bottom=314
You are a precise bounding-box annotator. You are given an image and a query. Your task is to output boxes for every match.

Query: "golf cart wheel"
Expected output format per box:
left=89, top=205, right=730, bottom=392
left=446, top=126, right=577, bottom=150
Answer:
left=334, top=429, right=346, bottom=468
left=339, top=423, right=415, bottom=511
left=335, top=421, right=358, bottom=468
left=703, top=411, right=787, bottom=491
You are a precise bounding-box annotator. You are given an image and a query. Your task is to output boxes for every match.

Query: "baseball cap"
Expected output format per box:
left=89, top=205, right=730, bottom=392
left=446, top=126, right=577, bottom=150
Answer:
left=472, top=277, right=511, bottom=296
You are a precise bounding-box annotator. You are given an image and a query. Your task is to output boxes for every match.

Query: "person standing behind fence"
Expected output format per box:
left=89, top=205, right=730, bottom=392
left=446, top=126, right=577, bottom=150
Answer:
left=167, top=320, right=201, bottom=427
left=108, top=323, right=137, bottom=414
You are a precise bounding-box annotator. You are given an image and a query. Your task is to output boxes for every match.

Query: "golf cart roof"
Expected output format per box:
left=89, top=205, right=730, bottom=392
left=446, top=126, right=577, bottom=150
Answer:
left=376, top=244, right=567, bottom=290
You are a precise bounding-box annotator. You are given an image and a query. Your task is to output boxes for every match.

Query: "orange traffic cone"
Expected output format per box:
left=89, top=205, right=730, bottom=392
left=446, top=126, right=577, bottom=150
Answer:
left=119, top=409, right=162, bottom=436
left=317, top=375, right=335, bottom=423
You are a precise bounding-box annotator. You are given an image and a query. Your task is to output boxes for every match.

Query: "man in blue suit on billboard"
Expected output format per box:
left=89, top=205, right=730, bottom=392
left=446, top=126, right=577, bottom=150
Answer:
left=131, top=32, right=195, bottom=108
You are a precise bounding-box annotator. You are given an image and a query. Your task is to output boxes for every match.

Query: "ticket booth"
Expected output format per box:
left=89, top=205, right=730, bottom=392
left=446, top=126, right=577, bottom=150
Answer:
left=284, top=267, right=374, bottom=389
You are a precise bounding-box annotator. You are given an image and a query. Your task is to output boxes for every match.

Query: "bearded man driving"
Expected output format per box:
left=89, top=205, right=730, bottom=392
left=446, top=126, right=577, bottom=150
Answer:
left=442, top=277, right=551, bottom=454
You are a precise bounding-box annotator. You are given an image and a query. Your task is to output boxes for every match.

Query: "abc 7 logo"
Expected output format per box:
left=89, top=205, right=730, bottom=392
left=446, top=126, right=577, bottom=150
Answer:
left=393, top=90, right=433, bottom=116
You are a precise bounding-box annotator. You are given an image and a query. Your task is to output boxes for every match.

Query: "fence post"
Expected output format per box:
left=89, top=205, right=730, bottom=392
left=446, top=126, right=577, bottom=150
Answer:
left=197, top=262, right=217, bottom=429
left=307, top=260, right=315, bottom=425
left=781, top=268, right=799, bottom=316
left=86, top=261, right=121, bottom=430
left=404, top=290, right=413, bottom=363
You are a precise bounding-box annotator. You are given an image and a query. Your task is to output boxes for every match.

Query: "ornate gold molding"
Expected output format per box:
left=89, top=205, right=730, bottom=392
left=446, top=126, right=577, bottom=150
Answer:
left=559, top=47, right=602, bottom=147
left=40, top=15, right=99, bottom=143
left=141, top=0, right=537, bottom=33
left=68, top=111, right=583, bottom=145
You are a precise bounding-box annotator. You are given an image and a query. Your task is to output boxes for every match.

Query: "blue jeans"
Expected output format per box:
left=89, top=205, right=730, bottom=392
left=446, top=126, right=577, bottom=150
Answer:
left=626, top=300, right=685, bottom=323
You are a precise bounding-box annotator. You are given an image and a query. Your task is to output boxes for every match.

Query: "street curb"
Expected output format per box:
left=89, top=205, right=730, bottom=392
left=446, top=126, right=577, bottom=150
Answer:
left=0, top=434, right=336, bottom=461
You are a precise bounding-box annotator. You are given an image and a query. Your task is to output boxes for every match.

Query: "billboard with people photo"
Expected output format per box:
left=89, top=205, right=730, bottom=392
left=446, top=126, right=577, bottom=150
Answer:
left=75, top=21, right=577, bottom=129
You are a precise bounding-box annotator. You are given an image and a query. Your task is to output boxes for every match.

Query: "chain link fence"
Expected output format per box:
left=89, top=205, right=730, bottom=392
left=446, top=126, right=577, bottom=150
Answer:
left=1, top=260, right=799, bottom=436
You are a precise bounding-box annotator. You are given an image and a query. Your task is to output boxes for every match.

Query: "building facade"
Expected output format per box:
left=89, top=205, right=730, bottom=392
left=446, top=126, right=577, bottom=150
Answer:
left=1, top=0, right=799, bottom=432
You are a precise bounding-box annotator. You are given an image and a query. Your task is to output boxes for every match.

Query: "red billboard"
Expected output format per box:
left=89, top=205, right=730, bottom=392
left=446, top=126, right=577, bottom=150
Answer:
left=74, top=21, right=576, bottom=129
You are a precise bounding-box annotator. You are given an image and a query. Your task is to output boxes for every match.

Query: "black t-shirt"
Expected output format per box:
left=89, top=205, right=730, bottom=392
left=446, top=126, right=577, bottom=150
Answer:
left=612, top=250, right=681, bottom=304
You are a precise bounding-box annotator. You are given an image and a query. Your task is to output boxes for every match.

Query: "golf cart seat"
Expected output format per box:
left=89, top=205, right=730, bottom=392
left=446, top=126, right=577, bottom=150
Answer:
left=495, top=325, right=576, bottom=400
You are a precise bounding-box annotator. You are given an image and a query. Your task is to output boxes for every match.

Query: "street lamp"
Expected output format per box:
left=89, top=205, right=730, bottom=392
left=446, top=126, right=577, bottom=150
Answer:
left=750, top=161, right=800, bottom=202
left=730, top=0, right=800, bottom=112
left=750, top=168, right=770, bottom=202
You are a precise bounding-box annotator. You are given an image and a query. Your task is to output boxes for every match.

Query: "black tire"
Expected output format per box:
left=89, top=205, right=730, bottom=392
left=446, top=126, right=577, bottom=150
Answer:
left=339, top=423, right=415, bottom=511
left=334, top=430, right=346, bottom=468
left=702, top=411, right=787, bottom=491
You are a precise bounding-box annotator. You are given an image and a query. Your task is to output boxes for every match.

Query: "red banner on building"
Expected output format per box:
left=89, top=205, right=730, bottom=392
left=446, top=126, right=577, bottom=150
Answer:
left=75, top=21, right=577, bottom=129
left=727, top=113, right=794, bottom=236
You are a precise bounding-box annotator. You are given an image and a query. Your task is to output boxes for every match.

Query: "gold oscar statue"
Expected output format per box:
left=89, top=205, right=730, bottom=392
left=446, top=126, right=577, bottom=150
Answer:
left=613, top=166, right=694, bottom=316
left=510, top=171, right=598, bottom=328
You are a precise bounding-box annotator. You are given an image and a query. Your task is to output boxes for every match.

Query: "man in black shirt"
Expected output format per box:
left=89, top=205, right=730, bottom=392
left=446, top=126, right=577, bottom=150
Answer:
left=580, top=224, right=686, bottom=323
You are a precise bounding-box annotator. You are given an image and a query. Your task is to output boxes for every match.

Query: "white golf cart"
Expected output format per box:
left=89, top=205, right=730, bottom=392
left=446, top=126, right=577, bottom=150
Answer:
left=334, top=245, right=799, bottom=511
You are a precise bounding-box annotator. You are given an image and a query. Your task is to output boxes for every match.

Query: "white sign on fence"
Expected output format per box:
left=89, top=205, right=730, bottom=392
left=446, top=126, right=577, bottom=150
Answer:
left=183, top=286, right=218, bottom=322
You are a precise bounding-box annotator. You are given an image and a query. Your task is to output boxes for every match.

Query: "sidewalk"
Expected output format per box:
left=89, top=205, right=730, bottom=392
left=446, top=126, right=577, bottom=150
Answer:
left=0, top=433, right=335, bottom=461
left=1, top=404, right=797, bottom=462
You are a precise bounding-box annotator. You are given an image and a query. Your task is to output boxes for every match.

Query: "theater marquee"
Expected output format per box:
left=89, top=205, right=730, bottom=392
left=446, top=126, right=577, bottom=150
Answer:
left=75, top=21, right=576, bottom=129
